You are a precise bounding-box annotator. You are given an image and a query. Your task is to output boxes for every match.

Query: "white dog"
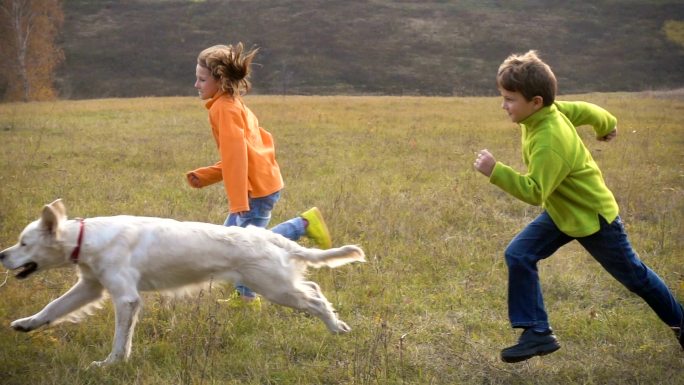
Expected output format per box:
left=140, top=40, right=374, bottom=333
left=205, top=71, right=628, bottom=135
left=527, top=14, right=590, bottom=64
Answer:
left=0, top=199, right=365, bottom=367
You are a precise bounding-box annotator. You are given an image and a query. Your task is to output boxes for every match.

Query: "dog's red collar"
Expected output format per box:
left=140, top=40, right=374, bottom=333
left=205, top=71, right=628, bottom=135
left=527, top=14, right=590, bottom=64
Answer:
left=70, top=218, right=85, bottom=263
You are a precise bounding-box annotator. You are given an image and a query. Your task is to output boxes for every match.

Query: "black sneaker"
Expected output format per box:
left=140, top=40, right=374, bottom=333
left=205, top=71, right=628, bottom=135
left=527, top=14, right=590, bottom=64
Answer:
left=501, top=328, right=561, bottom=363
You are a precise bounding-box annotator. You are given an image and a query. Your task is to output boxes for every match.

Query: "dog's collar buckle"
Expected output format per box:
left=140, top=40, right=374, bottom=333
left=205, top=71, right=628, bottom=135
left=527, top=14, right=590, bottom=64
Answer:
left=70, top=218, right=85, bottom=263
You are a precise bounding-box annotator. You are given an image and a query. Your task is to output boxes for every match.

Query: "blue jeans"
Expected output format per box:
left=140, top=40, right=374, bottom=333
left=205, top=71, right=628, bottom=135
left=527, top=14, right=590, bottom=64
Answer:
left=505, top=211, right=682, bottom=330
left=224, top=191, right=307, bottom=297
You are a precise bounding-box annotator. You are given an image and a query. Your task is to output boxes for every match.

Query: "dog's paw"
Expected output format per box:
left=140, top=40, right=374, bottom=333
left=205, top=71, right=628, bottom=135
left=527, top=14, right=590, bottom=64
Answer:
left=88, top=360, right=108, bottom=369
left=88, top=354, right=120, bottom=369
left=10, top=318, right=37, bottom=332
left=332, top=320, right=351, bottom=334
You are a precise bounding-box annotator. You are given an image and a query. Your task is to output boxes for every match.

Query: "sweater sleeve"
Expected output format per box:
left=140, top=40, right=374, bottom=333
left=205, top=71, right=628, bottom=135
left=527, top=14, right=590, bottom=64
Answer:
left=213, top=105, right=250, bottom=213
left=555, top=101, right=617, bottom=139
left=186, top=161, right=223, bottom=187
left=490, top=147, right=570, bottom=206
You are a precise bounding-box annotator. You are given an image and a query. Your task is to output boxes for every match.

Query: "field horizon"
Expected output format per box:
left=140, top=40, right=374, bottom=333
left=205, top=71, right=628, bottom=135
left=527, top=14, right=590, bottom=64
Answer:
left=0, top=93, right=682, bottom=384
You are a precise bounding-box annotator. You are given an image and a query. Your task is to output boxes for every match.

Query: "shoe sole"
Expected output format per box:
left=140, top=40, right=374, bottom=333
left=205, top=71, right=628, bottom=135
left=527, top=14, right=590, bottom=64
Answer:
left=501, top=343, right=561, bottom=363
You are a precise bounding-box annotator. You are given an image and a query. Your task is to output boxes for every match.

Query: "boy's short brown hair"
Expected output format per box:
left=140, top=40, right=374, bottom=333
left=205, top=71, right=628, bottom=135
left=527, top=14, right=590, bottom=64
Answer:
left=497, top=50, right=557, bottom=106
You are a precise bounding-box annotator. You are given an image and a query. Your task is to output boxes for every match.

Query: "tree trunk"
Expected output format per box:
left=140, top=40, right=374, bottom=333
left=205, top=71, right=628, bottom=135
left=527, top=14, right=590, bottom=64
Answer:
left=0, top=0, right=63, bottom=102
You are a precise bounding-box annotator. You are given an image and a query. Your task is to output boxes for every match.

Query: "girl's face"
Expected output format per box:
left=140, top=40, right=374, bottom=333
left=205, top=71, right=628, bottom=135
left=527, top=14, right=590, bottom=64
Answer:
left=499, top=88, right=542, bottom=123
left=195, top=65, right=220, bottom=100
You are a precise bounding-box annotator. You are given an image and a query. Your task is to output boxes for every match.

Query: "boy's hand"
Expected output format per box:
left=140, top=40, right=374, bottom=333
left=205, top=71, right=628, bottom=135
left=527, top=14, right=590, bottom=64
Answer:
left=598, top=127, right=618, bottom=142
left=474, top=149, right=496, bottom=177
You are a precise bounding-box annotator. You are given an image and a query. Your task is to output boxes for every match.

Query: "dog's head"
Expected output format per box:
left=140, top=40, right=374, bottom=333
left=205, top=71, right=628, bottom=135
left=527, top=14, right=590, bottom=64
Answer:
left=0, top=199, right=70, bottom=279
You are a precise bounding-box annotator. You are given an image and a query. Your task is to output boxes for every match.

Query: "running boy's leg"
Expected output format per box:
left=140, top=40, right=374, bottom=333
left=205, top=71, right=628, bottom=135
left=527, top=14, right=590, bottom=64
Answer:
left=578, top=216, right=683, bottom=333
left=505, top=211, right=572, bottom=330
left=501, top=211, right=572, bottom=362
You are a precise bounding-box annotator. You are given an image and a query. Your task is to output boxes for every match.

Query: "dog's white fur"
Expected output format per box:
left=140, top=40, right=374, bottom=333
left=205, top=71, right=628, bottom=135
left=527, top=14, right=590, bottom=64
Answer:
left=0, top=199, right=365, bottom=367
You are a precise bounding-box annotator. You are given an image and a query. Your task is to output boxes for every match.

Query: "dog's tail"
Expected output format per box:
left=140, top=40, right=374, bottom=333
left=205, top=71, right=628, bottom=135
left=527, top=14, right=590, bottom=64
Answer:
left=259, top=226, right=365, bottom=268
left=289, top=244, right=366, bottom=268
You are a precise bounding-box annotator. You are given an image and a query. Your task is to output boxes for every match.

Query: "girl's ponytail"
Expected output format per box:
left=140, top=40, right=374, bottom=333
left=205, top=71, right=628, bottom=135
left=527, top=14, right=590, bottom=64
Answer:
left=198, top=42, right=258, bottom=96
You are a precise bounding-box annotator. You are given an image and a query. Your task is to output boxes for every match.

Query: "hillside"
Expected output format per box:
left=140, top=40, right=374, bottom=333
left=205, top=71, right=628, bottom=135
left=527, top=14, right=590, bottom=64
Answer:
left=56, top=0, right=684, bottom=98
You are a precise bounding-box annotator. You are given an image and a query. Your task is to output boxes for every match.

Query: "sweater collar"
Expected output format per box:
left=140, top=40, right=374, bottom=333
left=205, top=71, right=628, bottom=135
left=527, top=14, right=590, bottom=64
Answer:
left=520, top=103, right=558, bottom=128
left=204, top=91, right=225, bottom=110
left=204, top=91, right=241, bottom=110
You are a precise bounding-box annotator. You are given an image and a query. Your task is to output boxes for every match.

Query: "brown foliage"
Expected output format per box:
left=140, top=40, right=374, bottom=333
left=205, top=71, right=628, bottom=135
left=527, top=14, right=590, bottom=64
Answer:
left=0, top=0, right=64, bottom=102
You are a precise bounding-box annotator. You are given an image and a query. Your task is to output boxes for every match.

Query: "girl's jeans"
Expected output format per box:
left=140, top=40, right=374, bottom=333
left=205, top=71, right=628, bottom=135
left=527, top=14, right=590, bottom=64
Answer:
left=505, top=211, right=682, bottom=330
left=224, top=190, right=306, bottom=297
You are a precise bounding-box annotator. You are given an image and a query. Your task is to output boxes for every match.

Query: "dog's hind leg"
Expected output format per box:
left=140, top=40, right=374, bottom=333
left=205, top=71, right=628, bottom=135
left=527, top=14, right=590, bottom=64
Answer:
left=262, top=282, right=351, bottom=334
left=11, top=278, right=104, bottom=332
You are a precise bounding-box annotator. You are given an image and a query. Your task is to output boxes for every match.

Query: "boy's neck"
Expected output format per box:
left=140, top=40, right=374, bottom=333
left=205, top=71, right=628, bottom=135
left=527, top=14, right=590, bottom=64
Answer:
left=520, top=104, right=553, bottom=126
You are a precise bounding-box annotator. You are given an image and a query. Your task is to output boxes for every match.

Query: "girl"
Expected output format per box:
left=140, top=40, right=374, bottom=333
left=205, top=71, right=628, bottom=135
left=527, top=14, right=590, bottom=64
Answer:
left=187, top=42, right=331, bottom=302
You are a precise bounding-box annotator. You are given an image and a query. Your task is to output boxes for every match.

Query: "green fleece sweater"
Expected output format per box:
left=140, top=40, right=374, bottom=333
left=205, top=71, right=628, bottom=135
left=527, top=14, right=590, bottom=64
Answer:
left=490, top=101, right=619, bottom=237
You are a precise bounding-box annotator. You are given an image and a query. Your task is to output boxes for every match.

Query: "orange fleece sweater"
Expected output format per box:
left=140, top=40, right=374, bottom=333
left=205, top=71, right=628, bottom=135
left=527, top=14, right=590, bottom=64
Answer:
left=186, top=92, right=284, bottom=213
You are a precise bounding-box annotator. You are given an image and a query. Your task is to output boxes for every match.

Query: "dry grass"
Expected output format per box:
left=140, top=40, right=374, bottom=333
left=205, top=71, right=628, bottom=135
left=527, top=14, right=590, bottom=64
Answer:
left=0, top=94, right=682, bottom=384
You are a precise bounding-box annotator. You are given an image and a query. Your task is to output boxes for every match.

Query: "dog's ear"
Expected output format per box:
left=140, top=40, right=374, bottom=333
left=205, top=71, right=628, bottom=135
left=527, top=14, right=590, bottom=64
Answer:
left=41, top=200, right=66, bottom=238
left=49, top=199, right=67, bottom=219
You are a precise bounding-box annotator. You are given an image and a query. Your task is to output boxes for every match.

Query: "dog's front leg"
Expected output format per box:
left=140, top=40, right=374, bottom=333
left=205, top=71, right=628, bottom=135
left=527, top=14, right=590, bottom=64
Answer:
left=90, top=291, right=141, bottom=367
left=11, top=278, right=103, bottom=332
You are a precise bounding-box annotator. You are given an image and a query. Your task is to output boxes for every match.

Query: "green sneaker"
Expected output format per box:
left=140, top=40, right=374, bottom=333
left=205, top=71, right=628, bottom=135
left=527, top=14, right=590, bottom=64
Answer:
left=218, top=290, right=262, bottom=311
left=301, top=207, right=332, bottom=249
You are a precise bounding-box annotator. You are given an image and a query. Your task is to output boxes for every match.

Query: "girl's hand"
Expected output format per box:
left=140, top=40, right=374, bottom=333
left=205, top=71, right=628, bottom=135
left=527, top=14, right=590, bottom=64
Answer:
left=474, top=149, right=496, bottom=177
left=599, top=127, right=618, bottom=142
left=187, top=173, right=201, bottom=188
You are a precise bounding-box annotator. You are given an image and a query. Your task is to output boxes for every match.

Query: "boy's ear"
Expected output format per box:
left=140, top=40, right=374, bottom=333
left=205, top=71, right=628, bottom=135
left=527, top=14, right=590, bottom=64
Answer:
left=531, top=95, right=544, bottom=109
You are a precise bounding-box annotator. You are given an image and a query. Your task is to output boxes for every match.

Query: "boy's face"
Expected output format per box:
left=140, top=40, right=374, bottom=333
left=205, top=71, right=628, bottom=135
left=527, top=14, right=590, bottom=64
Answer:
left=499, top=88, right=542, bottom=123
left=195, top=64, right=220, bottom=100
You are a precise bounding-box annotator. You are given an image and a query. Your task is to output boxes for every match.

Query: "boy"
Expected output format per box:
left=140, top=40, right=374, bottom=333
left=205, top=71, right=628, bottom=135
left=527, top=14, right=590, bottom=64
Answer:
left=473, top=50, right=683, bottom=363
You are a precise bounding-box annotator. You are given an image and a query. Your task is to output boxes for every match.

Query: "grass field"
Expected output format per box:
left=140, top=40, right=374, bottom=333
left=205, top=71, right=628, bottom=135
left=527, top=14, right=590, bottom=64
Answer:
left=0, top=94, right=682, bottom=384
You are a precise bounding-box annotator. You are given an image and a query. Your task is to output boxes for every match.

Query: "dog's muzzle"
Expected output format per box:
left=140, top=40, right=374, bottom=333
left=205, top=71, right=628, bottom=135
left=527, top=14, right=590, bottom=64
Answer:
left=15, top=262, right=38, bottom=279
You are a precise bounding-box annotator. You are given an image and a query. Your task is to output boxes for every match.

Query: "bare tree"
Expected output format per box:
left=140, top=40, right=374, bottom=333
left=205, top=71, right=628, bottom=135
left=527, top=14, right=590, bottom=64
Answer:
left=0, top=0, right=63, bottom=102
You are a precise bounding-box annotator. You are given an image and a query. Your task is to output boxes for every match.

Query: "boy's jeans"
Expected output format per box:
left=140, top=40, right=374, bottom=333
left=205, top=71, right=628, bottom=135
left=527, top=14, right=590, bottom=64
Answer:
left=505, top=211, right=682, bottom=330
left=223, top=190, right=306, bottom=297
